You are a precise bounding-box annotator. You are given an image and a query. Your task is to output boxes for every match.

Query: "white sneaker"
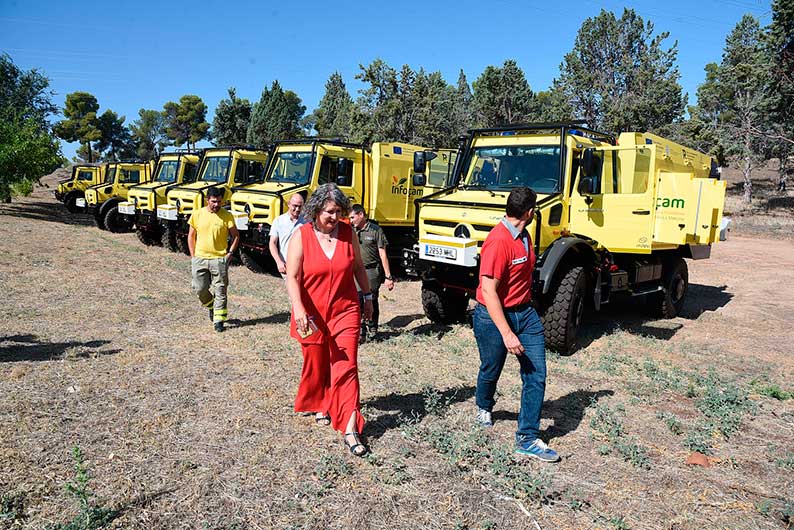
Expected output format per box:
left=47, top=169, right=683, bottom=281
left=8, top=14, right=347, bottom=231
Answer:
left=476, top=408, right=493, bottom=427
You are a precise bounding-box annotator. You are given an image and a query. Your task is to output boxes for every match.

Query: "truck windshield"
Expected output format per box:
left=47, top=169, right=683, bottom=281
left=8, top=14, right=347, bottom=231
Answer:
left=155, top=160, right=179, bottom=182
left=200, top=156, right=230, bottom=183
left=104, top=167, right=116, bottom=184
left=267, top=152, right=313, bottom=184
left=463, top=145, right=561, bottom=193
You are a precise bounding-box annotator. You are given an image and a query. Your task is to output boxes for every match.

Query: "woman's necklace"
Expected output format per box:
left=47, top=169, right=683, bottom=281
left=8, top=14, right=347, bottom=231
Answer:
left=314, top=223, right=338, bottom=243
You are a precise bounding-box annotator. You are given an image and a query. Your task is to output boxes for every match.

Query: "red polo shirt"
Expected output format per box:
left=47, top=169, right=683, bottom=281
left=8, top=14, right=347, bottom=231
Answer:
left=475, top=219, right=535, bottom=308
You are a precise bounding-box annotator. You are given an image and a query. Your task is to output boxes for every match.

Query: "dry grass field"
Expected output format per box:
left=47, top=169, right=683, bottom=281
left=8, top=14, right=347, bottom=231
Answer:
left=1, top=170, right=792, bottom=530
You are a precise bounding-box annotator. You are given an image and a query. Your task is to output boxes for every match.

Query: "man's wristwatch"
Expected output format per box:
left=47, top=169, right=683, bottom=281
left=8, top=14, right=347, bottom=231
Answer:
left=362, top=292, right=374, bottom=301
left=385, top=275, right=393, bottom=281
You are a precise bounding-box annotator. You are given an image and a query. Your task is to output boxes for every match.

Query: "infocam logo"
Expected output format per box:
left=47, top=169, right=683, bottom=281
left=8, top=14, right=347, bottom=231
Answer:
left=657, top=197, right=685, bottom=208
left=391, top=175, right=423, bottom=197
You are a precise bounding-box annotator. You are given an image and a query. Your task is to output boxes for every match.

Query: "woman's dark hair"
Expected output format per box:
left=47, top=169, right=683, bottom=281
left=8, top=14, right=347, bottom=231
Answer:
left=303, top=183, right=351, bottom=222
left=505, top=186, right=537, bottom=218
left=206, top=186, right=223, bottom=199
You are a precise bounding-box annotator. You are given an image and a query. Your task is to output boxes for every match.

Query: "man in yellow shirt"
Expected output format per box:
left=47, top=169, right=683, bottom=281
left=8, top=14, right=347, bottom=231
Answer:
left=188, top=187, right=240, bottom=332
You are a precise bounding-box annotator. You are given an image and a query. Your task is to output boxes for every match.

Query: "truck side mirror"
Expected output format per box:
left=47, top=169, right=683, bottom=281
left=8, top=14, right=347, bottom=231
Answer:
left=412, top=173, right=427, bottom=186
left=578, top=176, right=599, bottom=195
left=413, top=151, right=437, bottom=187
left=336, top=158, right=354, bottom=187
left=581, top=148, right=599, bottom=178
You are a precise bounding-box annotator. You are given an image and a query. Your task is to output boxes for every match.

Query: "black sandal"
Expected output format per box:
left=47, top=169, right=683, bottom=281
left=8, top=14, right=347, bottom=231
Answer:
left=344, top=432, right=368, bottom=457
left=315, top=414, right=331, bottom=426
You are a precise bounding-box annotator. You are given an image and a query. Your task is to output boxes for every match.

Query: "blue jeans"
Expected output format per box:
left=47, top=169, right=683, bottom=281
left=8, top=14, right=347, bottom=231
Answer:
left=473, top=302, right=546, bottom=442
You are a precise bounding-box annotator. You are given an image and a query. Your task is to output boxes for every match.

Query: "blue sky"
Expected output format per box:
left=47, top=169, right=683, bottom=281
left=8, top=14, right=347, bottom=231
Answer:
left=1, top=0, right=772, bottom=160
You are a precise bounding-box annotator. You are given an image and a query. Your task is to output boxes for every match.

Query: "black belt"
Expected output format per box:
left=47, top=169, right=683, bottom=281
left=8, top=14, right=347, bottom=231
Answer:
left=364, top=263, right=380, bottom=270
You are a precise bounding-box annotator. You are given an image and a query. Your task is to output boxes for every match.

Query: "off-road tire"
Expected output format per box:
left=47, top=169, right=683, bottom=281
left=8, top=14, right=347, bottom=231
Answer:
left=104, top=205, right=132, bottom=233
left=421, top=281, right=468, bottom=324
left=136, top=228, right=160, bottom=246
left=161, top=225, right=178, bottom=252
left=541, top=265, right=587, bottom=354
left=175, top=233, right=190, bottom=255
left=240, top=248, right=268, bottom=274
left=65, top=193, right=81, bottom=214
left=656, top=257, right=688, bottom=318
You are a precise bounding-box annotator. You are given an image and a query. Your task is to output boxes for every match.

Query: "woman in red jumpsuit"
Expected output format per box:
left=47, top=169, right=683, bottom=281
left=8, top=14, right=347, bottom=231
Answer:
left=286, top=183, right=374, bottom=457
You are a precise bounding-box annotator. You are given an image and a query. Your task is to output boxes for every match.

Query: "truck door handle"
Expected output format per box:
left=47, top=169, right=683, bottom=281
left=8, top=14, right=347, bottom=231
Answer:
left=632, top=210, right=650, bottom=215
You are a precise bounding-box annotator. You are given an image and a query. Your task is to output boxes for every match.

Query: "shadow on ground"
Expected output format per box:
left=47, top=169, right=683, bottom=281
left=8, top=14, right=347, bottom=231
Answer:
left=363, top=385, right=476, bottom=440
left=0, top=334, right=120, bottom=362
left=493, top=389, right=615, bottom=441
left=0, top=199, right=95, bottom=227
left=228, top=311, right=291, bottom=328
left=573, top=283, right=733, bottom=353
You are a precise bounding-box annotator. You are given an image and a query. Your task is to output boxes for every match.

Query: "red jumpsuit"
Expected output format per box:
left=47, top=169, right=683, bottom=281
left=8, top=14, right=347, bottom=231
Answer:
left=290, top=222, right=365, bottom=433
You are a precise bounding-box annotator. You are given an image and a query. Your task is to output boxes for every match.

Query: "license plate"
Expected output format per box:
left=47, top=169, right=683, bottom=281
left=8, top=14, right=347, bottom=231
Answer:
left=75, top=198, right=86, bottom=207
left=118, top=204, right=135, bottom=215
left=424, top=244, right=457, bottom=260
left=157, top=208, right=177, bottom=220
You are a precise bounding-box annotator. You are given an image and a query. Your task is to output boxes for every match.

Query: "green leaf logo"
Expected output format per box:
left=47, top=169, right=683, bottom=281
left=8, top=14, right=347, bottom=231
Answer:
left=398, top=177, right=407, bottom=186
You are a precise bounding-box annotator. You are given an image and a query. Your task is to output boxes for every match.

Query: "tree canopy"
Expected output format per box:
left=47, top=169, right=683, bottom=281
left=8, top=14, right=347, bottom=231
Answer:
left=53, top=91, right=102, bottom=163
left=130, top=109, right=169, bottom=161
left=212, top=87, right=252, bottom=147
left=163, top=95, right=210, bottom=150
left=247, top=81, right=305, bottom=147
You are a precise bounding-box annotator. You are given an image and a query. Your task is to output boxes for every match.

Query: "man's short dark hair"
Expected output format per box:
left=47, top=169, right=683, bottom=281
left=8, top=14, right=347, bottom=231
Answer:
left=351, top=203, right=366, bottom=216
left=206, top=186, right=223, bottom=199
left=505, top=186, right=537, bottom=218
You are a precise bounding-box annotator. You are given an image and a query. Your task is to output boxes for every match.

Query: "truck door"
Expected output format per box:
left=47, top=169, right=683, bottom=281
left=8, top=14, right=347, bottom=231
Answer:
left=316, top=148, right=361, bottom=206
left=569, top=147, right=655, bottom=254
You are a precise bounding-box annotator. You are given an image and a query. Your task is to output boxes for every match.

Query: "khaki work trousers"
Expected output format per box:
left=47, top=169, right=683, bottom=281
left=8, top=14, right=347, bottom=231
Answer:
left=191, top=256, right=229, bottom=323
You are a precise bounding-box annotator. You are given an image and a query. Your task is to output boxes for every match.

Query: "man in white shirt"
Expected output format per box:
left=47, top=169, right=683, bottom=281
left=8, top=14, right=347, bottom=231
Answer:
left=269, top=192, right=306, bottom=277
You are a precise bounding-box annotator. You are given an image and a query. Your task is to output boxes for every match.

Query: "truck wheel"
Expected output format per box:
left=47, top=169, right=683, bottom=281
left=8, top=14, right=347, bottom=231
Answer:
left=541, top=266, right=587, bottom=354
left=136, top=228, right=160, bottom=246
left=65, top=193, right=81, bottom=213
left=656, top=258, right=688, bottom=318
left=240, top=248, right=267, bottom=274
left=175, top=233, right=190, bottom=255
left=104, top=205, right=132, bottom=233
left=421, top=282, right=468, bottom=324
left=161, top=225, right=178, bottom=252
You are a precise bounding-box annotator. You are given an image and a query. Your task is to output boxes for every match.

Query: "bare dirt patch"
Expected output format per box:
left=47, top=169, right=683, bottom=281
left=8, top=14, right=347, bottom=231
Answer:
left=0, top=173, right=792, bottom=529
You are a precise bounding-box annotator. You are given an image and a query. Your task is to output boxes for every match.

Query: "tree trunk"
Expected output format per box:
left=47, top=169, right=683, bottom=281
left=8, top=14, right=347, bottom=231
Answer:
left=779, top=158, right=789, bottom=193
left=87, top=142, right=93, bottom=163
left=742, top=156, right=753, bottom=204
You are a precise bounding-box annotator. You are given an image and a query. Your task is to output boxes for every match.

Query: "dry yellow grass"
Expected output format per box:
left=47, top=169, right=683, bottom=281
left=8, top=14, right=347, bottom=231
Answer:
left=0, top=173, right=792, bottom=529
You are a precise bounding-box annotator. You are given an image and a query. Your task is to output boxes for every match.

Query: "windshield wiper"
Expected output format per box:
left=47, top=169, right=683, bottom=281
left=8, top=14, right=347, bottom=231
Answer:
left=461, top=183, right=496, bottom=197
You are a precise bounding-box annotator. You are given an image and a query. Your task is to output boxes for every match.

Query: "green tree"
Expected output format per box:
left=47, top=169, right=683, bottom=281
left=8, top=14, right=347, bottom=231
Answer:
left=211, top=87, right=252, bottom=146
left=130, top=108, right=169, bottom=161
left=413, top=69, right=456, bottom=146
left=717, top=15, right=769, bottom=203
left=96, top=110, right=135, bottom=161
left=765, top=0, right=794, bottom=191
left=0, top=54, right=62, bottom=200
left=53, top=91, right=101, bottom=163
left=472, top=60, right=534, bottom=127
left=247, top=81, right=305, bottom=147
left=352, top=59, right=400, bottom=143
left=553, top=8, right=685, bottom=132
left=162, top=95, right=210, bottom=150
left=450, top=69, right=473, bottom=140
left=312, top=72, right=354, bottom=138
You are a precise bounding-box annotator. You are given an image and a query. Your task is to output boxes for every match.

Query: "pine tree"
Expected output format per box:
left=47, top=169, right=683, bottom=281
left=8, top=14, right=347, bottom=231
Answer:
left=212, top=87, right=252, bottom=147
left=162, top=95, right=210, bottom=150
left=96, top=110, right=135, bottom=161
left=765, top=0, right=794, bottom=191
left=53, top=91, right=101, bottom=163
left=451, top=70, right=473, bottom=139
left=130, top=109, right=169, bottom=161
left=553, top=8, right=685, bottom=132
left=247, top=81, right=305, bottom=147
left=472, top=60, right=534, bottom=127
left=313, top=72, right=353, bottom=138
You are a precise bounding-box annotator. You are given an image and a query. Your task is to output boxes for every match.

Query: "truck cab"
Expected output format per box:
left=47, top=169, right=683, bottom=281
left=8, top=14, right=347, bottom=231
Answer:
left=83, top=161, right=154, bottom=232
left=229, top=140, right=456, bottom=274
left=55, top=164, right=105, bottom=213
left=409, top=123, right=726, bottom=353
left=157, top=146, right=269, bottom=254
left=118, top=151, right=201, bottom=247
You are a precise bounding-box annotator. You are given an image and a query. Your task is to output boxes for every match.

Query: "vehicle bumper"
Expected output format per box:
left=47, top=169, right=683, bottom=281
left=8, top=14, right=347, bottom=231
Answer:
left=240, top=223, right=271, bottom=249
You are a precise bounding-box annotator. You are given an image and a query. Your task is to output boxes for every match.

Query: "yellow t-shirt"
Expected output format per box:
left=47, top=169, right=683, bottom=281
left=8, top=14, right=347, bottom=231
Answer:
left=188, top=207, right=235, bottom=259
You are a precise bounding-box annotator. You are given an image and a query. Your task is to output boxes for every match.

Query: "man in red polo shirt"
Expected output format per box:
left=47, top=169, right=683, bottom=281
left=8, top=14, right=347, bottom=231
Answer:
left=473, top=186, right=558, bottom=462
